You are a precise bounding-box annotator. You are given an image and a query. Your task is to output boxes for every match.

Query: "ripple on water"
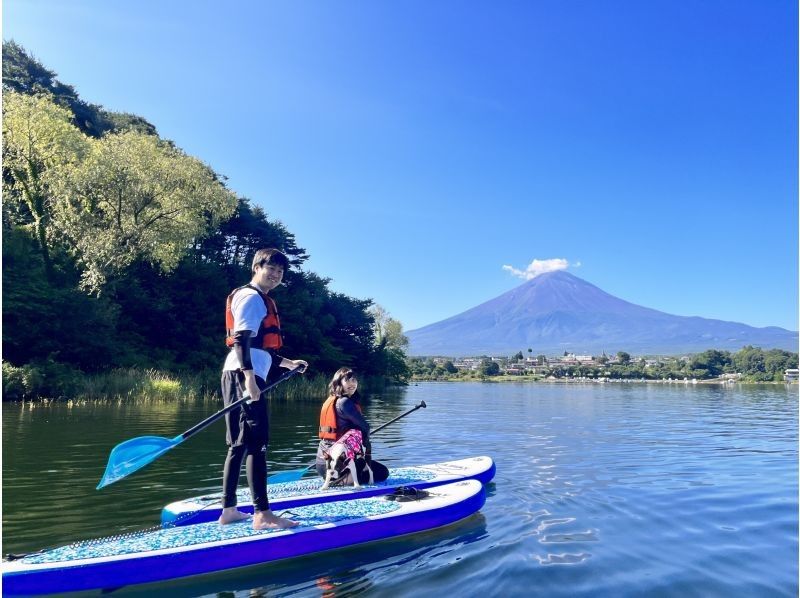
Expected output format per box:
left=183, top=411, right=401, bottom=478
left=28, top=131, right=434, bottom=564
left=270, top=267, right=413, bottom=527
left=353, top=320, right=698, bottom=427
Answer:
left=540, top=530, right=599, bottom=544
left=534, top=552, right=592, bottom=565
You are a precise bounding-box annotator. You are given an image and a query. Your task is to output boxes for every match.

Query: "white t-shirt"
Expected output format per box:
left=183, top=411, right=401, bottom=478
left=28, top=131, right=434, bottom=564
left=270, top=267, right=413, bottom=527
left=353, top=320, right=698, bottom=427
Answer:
left=223, top=286, right=273, bottom=379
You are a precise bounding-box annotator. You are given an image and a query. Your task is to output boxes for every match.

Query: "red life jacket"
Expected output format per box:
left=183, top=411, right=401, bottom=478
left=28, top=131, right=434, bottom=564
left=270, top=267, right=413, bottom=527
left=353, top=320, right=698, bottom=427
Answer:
left=225, top=284, right=283, bottom=351
left=319, top=395, right=363, bottom=440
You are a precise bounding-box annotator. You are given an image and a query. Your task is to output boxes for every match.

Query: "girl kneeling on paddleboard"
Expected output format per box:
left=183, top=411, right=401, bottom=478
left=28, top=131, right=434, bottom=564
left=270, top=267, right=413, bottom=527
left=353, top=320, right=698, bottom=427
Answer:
left=316, top=368, right=390, bottom=485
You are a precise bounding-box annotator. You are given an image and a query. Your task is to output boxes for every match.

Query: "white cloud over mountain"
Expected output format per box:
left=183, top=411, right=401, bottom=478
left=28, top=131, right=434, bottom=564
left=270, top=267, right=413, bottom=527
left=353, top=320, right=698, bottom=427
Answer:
left=502, top=258, right=571, bottom=280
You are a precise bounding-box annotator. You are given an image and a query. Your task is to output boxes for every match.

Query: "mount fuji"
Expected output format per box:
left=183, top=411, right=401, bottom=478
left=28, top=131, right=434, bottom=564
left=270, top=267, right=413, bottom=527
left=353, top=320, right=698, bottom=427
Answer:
left=406, top=271, right=798, bottom=356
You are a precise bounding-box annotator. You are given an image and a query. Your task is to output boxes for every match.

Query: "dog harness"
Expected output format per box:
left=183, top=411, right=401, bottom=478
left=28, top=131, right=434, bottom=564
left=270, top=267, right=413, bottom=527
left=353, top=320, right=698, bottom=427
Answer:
left=326, top=429, right=364, bottom=461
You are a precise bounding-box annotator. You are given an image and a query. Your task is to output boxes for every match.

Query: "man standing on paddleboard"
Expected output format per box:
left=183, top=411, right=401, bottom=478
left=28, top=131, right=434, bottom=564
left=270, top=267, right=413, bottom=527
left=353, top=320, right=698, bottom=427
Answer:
left=220, top=248, right=307, bottom=530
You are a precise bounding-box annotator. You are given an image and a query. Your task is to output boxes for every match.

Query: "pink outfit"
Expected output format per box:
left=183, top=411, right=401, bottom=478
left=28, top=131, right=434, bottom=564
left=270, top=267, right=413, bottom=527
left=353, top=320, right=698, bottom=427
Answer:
left=330, top=429, right=363, bottom=460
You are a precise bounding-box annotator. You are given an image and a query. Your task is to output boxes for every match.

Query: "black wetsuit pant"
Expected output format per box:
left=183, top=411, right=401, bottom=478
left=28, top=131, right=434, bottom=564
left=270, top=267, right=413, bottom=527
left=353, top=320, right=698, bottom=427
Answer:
left=221, top=371, right=270, bottom=512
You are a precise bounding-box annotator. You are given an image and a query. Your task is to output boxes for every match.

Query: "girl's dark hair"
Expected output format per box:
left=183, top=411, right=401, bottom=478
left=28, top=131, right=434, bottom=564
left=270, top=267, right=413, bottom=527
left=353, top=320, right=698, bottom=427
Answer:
left=328, top=367, right=357, bottom=398
left=251, top=248, right=289, bottom=274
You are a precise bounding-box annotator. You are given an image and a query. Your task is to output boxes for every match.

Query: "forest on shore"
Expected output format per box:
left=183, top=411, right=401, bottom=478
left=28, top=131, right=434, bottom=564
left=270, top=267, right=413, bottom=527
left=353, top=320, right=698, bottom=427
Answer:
left=2, top=41, right=409, bottom=400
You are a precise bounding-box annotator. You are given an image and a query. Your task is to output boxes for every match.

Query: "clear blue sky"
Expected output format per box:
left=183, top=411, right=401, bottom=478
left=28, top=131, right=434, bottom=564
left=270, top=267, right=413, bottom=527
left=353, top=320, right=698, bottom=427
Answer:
left=4, top=1, right=798, bottom=332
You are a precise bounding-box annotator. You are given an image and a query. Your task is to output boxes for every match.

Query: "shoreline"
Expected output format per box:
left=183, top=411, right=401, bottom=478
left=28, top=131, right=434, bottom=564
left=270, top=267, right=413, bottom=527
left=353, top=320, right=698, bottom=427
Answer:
left=410, top=376, right=796, bottom=386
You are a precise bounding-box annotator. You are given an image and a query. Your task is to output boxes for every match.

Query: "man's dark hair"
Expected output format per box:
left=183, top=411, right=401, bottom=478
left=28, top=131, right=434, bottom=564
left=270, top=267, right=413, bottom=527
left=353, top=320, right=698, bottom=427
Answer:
left=251, top=248, right=289, bottom=273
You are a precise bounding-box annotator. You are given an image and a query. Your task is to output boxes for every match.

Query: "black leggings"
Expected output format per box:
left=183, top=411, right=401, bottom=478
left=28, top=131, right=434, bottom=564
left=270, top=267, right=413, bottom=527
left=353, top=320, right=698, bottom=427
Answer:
left=315, top=457, right=390, bottom=486
left=221, top=371, right=270, bottom=512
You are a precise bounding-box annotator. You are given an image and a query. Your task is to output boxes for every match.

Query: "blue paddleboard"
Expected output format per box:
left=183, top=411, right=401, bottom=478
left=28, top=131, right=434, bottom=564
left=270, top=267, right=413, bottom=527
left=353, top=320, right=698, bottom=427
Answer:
left=3, top=480, right=486, bottom=595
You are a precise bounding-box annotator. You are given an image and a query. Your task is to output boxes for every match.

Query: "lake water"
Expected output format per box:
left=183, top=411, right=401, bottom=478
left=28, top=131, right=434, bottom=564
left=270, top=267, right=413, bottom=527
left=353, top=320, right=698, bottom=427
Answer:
left=3, top=382, right=797, bottom=596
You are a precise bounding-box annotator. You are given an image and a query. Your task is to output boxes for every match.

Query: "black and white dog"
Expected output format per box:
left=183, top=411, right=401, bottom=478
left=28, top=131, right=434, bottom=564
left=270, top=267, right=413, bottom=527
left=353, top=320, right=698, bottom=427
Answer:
left=320, top=429, right=374, bottom=490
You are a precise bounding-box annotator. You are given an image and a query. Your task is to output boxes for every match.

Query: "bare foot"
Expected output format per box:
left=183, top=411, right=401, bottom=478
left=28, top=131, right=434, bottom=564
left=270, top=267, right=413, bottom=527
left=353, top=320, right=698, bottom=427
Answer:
left=253, top=509, right=299, bottom=530
left=218, top=507, right=251, bottom=525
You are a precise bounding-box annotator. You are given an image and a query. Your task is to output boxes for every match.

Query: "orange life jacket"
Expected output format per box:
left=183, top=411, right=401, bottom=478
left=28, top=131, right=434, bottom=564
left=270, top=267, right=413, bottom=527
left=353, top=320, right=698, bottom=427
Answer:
left=225, top=284, right=283, bottom=351
left=319, top=395, right=363, bottom=440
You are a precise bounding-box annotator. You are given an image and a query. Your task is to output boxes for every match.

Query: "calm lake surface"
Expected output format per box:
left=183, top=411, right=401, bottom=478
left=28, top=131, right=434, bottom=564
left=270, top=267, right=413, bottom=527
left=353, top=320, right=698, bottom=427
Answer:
left=3, top=382, right=798, bottom=597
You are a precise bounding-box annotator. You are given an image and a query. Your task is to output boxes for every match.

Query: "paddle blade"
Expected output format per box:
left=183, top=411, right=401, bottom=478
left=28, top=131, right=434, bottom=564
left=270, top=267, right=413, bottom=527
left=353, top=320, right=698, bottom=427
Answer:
left=96, top=435, right=182, bottom=489
left=268, top=467, right=311, bottom=484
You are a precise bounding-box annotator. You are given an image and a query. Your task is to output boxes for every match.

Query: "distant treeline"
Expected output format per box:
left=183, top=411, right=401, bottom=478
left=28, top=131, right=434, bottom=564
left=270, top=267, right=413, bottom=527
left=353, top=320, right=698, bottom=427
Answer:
left=410, top=346, right=799, bottom=382
left=2, top=41, right=408, bottom=399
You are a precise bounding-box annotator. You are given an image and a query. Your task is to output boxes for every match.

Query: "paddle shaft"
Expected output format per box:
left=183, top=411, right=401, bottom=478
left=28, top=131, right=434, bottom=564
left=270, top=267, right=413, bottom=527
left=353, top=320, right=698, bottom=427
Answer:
left=182, top=368, right=301, bottom=441
left=371, top=400, right=427, bottom=434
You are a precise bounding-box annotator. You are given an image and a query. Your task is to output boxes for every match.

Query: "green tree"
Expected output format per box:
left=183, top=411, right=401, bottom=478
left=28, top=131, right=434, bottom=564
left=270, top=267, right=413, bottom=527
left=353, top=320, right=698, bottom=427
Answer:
left=687, top=349, right=731, bottom=378
left=480, top=359, right=500, bottom=376
left=194, top=198, right=308, bottom=270
left=513, top=351, right=524, bottom=361
left=319, top=292, right=376, bottom=371
left=764, top=349, right=798, bottom=381
left=617, top=351, right=631, bottom=364
left=2, top=227, right=120, bottom=371
left=2, top=91, right=89, bottom=274
left=443, top=360, right=458, bottom=374
left=52, top=130, right=237, bottom=292
left=733, top=346, right=765, bottom=377
left=367, top=305, right=410, bottom=382
left=370, top=305, right=409, bottom=351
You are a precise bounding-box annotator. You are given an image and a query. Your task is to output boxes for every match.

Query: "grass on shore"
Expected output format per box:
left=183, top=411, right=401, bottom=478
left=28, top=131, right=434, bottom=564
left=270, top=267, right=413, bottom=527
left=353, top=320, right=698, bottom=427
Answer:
left=2, top=361, right=329, bottom=402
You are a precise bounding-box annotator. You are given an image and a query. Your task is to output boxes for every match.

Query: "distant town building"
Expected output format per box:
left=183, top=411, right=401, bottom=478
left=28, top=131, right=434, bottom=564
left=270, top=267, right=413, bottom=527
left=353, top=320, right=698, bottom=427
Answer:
left=784, top=369, right=799, bottom=382
left=453, top=358, right=481, bottom=371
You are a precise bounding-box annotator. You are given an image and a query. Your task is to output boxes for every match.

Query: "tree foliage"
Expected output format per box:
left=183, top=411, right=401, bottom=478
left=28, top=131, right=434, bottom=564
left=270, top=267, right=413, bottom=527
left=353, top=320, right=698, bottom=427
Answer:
left=367, top=305, right=410, bottom=382
left=370, top=305, right=409, bottom=351
left=52, top=130, right=237, bottom=291
left=3, top=91, right=238, bottom=293
left=479, top=359, right=501, bottom=376
left=2, top=91, right=89, bottom=273
left=2, top=227, right=119, bottom=371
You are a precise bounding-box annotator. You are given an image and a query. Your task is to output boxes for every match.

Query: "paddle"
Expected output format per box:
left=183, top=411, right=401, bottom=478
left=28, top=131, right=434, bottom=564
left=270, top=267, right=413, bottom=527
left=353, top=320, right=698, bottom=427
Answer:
left=267, top=400, right=427, bottom=484
left=96, top=367, right=303, bottom=489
